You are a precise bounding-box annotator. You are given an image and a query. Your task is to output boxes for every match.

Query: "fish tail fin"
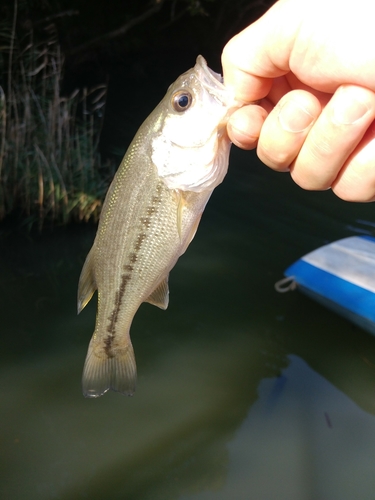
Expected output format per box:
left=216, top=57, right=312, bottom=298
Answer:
left=82, top=341, right=137, bottom=398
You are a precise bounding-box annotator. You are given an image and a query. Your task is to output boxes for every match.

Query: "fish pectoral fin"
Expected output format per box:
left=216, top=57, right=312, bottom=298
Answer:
left=178, top=213, right=202, bottom=257
left=145, top=276, right=169, bottom=310
left=173, top=189, right=202, bottom=251
left=186, top=213, right=202, bottom=247
left=82, top=340, right=137, bottom=398
left=174, top=189, right=187, bottom=241
left=77, top=249, right=97, bottom=314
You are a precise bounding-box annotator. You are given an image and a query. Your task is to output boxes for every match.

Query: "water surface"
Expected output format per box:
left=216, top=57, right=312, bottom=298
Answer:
left=1, top=149, right=375, bottom=499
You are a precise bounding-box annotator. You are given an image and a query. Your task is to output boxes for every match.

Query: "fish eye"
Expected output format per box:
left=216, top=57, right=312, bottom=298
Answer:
left=171, top=90, right=193, bottom=112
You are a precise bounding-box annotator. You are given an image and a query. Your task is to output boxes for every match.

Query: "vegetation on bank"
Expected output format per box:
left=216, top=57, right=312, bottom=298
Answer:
left=0, top=0, right=272, bottom=230
left=0, top=3, right=114, bottom=229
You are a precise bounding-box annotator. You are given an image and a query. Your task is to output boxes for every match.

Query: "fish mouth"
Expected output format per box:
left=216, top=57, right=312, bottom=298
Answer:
left=194, top=55, right=237, bottom=108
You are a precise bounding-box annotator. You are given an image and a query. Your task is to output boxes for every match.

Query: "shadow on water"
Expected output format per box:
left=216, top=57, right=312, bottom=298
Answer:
left=2, top=149, right=375, bottom=499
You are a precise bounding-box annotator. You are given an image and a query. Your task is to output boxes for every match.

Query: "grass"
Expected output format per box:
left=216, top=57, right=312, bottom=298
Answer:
left=0, top=3, right=114, bottom=230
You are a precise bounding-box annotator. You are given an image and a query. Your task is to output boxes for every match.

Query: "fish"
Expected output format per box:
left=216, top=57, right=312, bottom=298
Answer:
left=77, top=55, right=237, bottom=398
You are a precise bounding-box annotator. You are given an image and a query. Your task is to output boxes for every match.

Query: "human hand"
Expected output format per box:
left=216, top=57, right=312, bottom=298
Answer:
left=222, top=0, right=375, bottom=201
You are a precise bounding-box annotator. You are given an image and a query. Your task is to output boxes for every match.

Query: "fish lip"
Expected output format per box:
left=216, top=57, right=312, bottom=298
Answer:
left=194, top=55, right=236, bottom=107
left=195, top=55, right=224, bottom=87
left=194, top=55, right=241, bottom=109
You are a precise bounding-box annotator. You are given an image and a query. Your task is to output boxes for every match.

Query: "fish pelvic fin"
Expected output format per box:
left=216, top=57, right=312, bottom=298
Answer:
left=145, top=276, right=169, bottom=310
left=82, top=341, right=137, bottom=398
left=77, top=248, right=97, bottom=314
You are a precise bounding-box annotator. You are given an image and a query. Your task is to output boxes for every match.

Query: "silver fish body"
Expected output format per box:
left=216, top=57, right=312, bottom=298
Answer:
left=78, top=56, right=236, bottom=398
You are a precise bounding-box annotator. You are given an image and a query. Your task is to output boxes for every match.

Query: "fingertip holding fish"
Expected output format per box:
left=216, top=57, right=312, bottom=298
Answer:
left=78, top=56, right=236, bottom=398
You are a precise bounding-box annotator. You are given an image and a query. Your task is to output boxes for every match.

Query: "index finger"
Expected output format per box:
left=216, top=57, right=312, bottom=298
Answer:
left=221, top=0, right=298, bottom=102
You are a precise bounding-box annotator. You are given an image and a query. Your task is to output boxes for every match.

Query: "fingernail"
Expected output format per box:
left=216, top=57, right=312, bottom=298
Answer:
left=332, top=92, right=370, bottom=125
left=278, top=100, right=315, bottom=133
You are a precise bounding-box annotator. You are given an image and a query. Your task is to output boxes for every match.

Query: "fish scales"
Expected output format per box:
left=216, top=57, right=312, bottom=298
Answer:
left=77, top=56, right=237, bottom=397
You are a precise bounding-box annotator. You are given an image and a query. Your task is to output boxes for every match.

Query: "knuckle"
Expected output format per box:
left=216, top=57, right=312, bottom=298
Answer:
left=258, top=142, right=293, bottom=170
left=290, top=167, right=331, bottom=191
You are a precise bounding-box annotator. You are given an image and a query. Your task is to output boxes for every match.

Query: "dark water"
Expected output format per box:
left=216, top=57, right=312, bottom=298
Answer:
left=2, top=148, right=375, bottom=500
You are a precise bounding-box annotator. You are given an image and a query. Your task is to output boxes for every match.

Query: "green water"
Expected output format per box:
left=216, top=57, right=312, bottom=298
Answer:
left=2, top=149, right=375, bottom=499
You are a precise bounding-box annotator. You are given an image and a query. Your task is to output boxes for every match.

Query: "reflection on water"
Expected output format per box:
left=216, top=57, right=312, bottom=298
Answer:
left=181, top=355, right=375, bottom=500
left=2, top=149, right=375, bottom=499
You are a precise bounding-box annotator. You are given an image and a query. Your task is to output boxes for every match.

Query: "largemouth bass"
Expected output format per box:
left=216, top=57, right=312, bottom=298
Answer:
left=78, top=55, right=236, bottom=398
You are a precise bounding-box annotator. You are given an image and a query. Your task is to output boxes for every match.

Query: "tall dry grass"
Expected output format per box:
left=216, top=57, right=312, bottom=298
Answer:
left=0, top=3, right=112, bottom=229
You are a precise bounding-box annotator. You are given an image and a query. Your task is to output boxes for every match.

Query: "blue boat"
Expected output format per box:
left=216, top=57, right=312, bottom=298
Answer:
left=276, top=236, right=375, bottom=335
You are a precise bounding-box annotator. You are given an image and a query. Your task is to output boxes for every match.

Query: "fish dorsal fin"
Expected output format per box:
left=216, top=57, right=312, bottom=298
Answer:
left=77, top=249, right=97, bottom=314
left=145, top=277, right=169, bottom=310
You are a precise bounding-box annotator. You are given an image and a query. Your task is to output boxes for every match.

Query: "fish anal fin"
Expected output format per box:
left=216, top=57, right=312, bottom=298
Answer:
left=77, top=249, right=97, bottom=314
left=145, top=276, right=169, bottom=310
left=82, top=341, right=137, bottom=398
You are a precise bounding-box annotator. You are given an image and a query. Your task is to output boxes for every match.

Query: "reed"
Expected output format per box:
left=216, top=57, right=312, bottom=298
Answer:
left=0, top=3, right=112, bottom=229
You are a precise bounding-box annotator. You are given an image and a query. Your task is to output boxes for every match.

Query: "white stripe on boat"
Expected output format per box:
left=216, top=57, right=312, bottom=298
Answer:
left=302, top=236, right=375, bottom=294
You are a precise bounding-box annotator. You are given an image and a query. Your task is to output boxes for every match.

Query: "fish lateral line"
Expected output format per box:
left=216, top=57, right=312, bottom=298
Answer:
left=106, top=272, right=132, bottom=338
